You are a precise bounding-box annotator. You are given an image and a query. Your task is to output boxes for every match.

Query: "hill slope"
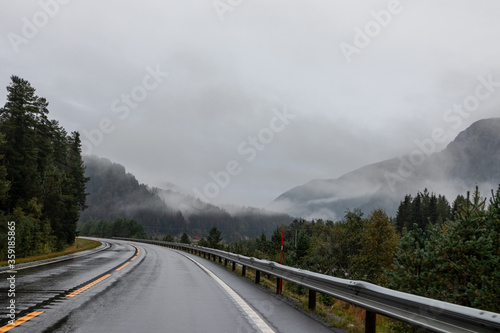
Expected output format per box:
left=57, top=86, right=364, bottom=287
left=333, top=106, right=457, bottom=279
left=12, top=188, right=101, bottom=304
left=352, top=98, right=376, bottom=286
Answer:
left=80, top=156, right=292, bottom=240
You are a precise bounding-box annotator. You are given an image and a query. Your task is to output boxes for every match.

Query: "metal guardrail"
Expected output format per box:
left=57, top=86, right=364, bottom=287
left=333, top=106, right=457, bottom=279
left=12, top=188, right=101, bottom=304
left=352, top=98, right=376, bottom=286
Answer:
left=113, top=237, right=500, bottom=333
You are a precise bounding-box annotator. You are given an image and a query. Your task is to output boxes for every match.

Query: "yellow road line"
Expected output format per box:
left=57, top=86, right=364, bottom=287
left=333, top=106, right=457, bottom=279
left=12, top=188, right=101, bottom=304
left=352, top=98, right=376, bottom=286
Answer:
left=66, top=274, right=112, bottom=297
left=115, top=262, right=130, bottom=271
left=129, top=244, right=139, bottom=259
left=0, top=311, right=44, bottom=332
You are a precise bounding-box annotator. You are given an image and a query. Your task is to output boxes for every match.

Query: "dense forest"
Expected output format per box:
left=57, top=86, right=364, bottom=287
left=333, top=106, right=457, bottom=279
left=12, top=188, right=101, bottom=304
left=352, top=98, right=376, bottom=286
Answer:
left=80, top=155, right=292, bottom=241
left=0, top=76, right=88, bottom=260
left=78, top=219, right=146, bottom=239
left=211, top=187, right=500, bottom=313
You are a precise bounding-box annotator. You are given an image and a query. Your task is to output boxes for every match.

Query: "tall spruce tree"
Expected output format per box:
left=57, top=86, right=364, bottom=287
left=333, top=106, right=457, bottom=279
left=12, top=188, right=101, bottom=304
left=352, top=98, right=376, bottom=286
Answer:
left=395, top=194, right=412, bottom=232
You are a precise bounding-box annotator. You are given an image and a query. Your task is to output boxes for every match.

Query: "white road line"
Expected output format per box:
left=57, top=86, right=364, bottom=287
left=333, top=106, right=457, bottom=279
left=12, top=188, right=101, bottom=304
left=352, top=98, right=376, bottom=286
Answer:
left=183, top=255, right=276, bottom=333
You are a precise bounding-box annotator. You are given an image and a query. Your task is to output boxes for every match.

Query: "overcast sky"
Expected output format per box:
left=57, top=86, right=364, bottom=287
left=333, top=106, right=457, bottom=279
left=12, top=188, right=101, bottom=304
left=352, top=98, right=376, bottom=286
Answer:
left=1, top=0, right=499, bottom=208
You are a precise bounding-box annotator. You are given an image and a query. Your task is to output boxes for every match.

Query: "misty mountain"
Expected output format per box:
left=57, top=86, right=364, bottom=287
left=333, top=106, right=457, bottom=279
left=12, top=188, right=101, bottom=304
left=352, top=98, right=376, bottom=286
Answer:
left=80, top=155, right=292, bottom=240
left=269, top=118, right=500, bottom=220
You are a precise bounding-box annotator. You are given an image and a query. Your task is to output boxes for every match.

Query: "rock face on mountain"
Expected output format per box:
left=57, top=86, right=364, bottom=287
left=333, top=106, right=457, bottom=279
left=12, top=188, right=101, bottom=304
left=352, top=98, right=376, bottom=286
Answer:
left=270, top=118, right=500, bottom=220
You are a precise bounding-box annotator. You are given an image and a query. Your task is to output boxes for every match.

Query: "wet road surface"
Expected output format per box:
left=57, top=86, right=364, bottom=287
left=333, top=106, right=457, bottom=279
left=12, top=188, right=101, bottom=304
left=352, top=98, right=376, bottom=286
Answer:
left=1, top=239, right=342, bottom=332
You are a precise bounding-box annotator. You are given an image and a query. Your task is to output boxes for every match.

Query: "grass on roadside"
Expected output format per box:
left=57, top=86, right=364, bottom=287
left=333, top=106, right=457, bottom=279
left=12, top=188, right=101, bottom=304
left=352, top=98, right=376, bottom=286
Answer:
left=0, top=238, right=101, bottom=267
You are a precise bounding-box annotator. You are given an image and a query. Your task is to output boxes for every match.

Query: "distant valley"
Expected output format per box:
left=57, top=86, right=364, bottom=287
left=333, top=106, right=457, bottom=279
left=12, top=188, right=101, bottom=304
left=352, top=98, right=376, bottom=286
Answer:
left=79, top=156, right=292, bottom=240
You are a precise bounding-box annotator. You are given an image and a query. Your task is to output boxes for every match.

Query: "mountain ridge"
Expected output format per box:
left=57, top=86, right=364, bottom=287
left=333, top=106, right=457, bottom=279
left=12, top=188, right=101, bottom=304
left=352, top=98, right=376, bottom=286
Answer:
left=269, top=118, right=500, bottom=220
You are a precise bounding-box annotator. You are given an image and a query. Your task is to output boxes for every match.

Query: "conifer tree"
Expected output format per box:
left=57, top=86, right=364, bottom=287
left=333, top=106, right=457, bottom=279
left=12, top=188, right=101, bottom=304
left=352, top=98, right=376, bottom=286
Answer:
left=180, top=232, right=191, bottom=244
left=388, top=224, right=431, bottom=295
left=207, top=226, right=223, bottom=249
left=395, top=194, right=412, bottom=232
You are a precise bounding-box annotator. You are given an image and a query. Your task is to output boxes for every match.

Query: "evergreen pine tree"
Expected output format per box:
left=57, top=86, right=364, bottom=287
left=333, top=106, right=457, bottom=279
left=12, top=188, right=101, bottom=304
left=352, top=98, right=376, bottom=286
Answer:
left=180, top=232, right=190, bottom=244
left=395, top=194, right=412, bottom=232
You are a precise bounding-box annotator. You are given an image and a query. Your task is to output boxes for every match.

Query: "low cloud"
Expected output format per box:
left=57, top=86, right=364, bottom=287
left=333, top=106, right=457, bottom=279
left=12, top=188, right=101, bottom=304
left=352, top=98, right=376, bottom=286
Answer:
left=1, top=0, right=500, bottom=208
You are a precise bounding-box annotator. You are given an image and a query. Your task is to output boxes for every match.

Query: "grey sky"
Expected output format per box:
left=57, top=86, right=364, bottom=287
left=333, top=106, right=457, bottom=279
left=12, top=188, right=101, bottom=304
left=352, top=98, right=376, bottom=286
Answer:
left=1, top=0, right=499, bottom=208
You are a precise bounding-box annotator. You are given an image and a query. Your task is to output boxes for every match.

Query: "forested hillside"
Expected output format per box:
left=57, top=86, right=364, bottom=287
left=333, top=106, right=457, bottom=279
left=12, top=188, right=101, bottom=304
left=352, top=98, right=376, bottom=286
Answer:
left=230, top=186, right=500, bottom=313
left=80, top=155, right=292, bottom=241
left=0, top=76, right=88, bottom=259
left=81, top=156, right=186, bottom=236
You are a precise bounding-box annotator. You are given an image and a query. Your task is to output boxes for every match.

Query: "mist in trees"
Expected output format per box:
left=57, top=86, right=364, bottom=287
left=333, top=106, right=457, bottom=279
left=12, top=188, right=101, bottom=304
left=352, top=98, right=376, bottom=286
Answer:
left=80, top=155, right=293, bottom=241
left=0, top=76, right=88, bottom=259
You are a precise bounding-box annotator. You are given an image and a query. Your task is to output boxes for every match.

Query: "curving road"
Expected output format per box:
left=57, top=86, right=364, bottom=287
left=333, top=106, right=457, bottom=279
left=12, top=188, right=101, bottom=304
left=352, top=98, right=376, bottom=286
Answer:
left=1, top=239, right=343, bottom=332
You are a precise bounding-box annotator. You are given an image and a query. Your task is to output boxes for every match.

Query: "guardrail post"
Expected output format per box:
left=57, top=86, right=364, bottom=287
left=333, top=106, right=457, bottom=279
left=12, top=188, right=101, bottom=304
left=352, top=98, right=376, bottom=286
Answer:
left=219, top=256, right=222, bottom=263
left=308, top=289, right=316, bottom=310
left=255, top=270, right=261, bottom=284
left=213, top=255, right=216, bottom=262
left=365, top=311, right=376, bottom=333
left=224, top=258, right=228, bottom=266
left=241, top=265, right=246, bottom=277
left=232, top=261, right=236, bottom=271
left=276, top=278, right=282, bottom=294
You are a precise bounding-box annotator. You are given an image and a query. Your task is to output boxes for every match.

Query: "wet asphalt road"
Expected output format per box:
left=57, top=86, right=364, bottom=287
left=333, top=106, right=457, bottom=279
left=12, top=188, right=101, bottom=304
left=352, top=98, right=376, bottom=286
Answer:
left=1, top=239, right=342, bottom=333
